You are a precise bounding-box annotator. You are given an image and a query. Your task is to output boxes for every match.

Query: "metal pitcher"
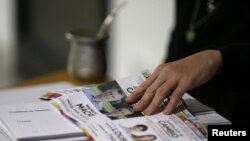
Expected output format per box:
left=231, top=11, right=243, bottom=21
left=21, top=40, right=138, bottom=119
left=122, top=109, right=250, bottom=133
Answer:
left=65, top=29, right=107, bottom=80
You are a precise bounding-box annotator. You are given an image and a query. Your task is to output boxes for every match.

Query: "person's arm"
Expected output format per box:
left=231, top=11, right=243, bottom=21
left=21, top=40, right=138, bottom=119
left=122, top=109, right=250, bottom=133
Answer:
left=126, top=49, right=222, bottom=115
left=214, top=44, right=250, bottom=89
left=126, top=43, right=250, bottom=115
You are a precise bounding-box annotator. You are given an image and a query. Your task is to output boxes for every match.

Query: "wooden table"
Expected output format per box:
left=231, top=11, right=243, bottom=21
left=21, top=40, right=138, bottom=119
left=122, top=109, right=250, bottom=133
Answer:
left=10, top=70, right=108, bottom=88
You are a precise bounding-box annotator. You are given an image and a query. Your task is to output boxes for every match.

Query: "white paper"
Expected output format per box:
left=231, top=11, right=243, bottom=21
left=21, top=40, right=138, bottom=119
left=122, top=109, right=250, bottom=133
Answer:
left=0, top=102, right=85, bottom=140
left=195, top=111, right=231, bottom=125
left=114, top=113, right=206, bottom=141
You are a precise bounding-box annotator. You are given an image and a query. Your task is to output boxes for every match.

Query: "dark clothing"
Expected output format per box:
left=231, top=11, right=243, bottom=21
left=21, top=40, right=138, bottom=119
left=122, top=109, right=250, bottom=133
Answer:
left=166, top=0, right=250, bottom=124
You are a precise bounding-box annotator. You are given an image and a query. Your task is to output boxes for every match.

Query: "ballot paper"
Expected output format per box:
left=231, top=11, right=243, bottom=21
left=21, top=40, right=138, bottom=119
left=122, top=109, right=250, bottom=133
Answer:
left=182, top=94, right=231, bottom=125
left=49, top=71, right=209, bottom=141
left=0, top=76, right=231, bottom=141
left=0, top=101, right=86, bottom=141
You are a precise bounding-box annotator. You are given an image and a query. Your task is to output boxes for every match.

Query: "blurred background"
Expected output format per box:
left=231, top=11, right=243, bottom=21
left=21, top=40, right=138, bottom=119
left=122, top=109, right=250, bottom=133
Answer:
left=0, top=0, right=174, bottom=87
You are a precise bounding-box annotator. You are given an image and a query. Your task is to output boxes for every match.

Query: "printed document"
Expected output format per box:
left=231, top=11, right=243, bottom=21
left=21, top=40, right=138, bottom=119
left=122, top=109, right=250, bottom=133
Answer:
left=0, top=102, right=85, bottom=141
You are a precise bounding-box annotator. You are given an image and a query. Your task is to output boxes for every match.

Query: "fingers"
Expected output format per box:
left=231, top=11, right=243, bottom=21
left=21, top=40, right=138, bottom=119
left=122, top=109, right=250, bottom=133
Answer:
left=163, top=82, right=187, bottom=114
left=126, top=63, right=190, bottom=116
left=143, top=79, right=178, bottom=115
left=126, top=69, right=159, bottom=103
left=133, top=76, right=166, bottom=112
left=125, top=79, right=154, bottom=104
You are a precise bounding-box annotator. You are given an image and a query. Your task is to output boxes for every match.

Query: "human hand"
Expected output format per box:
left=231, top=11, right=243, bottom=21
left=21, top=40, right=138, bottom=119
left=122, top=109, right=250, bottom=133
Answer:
left=126, top=50, right=222, bottom=115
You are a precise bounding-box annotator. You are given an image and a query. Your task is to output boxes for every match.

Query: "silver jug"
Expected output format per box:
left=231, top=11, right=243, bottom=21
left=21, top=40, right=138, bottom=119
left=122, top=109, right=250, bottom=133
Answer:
left=65, top=30, right=107, bottom=80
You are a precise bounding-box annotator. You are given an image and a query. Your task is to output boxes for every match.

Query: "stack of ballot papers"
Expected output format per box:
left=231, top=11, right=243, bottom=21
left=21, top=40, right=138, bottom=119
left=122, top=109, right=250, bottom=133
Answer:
left=0, top=74, right=231, bottom=141
left=182, top=94, right=231, bottom=125
left=0, top=82, right=88, bottom=141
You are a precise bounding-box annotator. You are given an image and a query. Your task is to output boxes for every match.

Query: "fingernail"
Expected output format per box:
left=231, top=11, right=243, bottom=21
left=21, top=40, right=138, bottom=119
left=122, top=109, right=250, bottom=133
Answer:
left=145, top=108, right=153, bottom=115
left=163, top=109, right=170, bottom=115
left=134, top=103, right=140, bottom=111
left=125, top=97, right=130, bottom=102
left=143, top=109, right=149, bottom=115
left=134, top=100, right=143, bottom=111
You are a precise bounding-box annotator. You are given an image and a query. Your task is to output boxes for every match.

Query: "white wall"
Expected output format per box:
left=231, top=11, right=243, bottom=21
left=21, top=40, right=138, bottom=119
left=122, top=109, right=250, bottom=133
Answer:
left=0, top=0, right=17, bottom=86
left=108, top=0, right=175, bottom=78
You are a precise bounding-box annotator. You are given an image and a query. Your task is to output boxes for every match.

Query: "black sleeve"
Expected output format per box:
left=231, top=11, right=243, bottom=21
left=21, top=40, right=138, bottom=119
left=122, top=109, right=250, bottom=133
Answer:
left=209, top=44, right=250, bottom=89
